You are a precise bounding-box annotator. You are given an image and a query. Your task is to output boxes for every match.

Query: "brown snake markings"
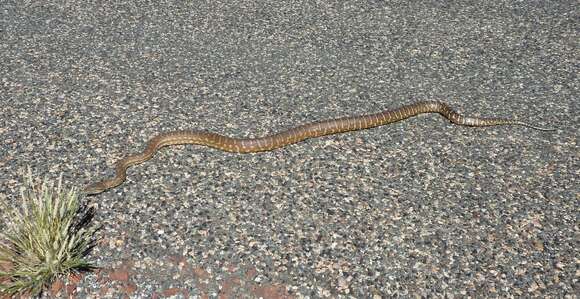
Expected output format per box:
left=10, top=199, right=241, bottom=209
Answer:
left=84, top=101, right=554, bottom=195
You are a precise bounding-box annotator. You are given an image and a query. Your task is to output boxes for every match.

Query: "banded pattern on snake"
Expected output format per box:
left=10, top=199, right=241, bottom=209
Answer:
left=84, top=101, right=554, bottom=195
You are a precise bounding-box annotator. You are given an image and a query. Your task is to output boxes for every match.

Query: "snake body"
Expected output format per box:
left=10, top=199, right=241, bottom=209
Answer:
left=84, top=101, right=553, bottom=195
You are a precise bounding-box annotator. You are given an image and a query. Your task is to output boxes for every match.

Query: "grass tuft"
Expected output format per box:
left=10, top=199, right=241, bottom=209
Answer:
left=0, top=171, right=98, bottom=297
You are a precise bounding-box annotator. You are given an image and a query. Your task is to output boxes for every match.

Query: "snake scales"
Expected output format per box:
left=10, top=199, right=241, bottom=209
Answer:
left=84, top=101, right=554, bottom=195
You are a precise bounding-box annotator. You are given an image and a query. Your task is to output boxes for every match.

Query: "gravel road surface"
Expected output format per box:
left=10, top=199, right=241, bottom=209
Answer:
left=0, top=1, right=577, bottom=298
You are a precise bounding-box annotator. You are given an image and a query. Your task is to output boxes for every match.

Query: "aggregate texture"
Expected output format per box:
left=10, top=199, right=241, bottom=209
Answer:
left=0, top=0, right=577, bottom=298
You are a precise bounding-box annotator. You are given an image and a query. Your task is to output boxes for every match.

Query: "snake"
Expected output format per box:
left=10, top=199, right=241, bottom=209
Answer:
left=83, top=101, right=554, bottom=195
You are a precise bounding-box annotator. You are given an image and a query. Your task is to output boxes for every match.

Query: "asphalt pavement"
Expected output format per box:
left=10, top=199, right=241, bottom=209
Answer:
left=0, top=1, right=577, bottom=297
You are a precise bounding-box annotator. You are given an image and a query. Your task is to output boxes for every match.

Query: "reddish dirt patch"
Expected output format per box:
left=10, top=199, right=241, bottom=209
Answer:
left=96, top=260, right=137, bottom=297
left=218, top=276, right=242, bottom=299
left=192, top=266, right=211, bottom=280
left=0, top=261, right=14, bottom=299
left=50, top=279, right=65, bottom=297
left=162, top=287, right=181, bottom=296
left=252, top=284, right=293, bottom=299
left=108, top=268, right=130, bottom=282
left=162, top=287, right=188, bottom=297
left=65, top=282, right=77, bottom=297
left=41, top=255, right=294, bottom=298
left=125, top=282, right=138, bottom=294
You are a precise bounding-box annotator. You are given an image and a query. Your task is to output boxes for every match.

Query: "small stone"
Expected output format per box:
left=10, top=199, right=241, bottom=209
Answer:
left=532, top=239, right=544, bottom=251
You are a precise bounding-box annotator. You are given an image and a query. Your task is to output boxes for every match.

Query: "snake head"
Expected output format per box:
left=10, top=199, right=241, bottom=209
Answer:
left=83, top=182, right=107, bottom=196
